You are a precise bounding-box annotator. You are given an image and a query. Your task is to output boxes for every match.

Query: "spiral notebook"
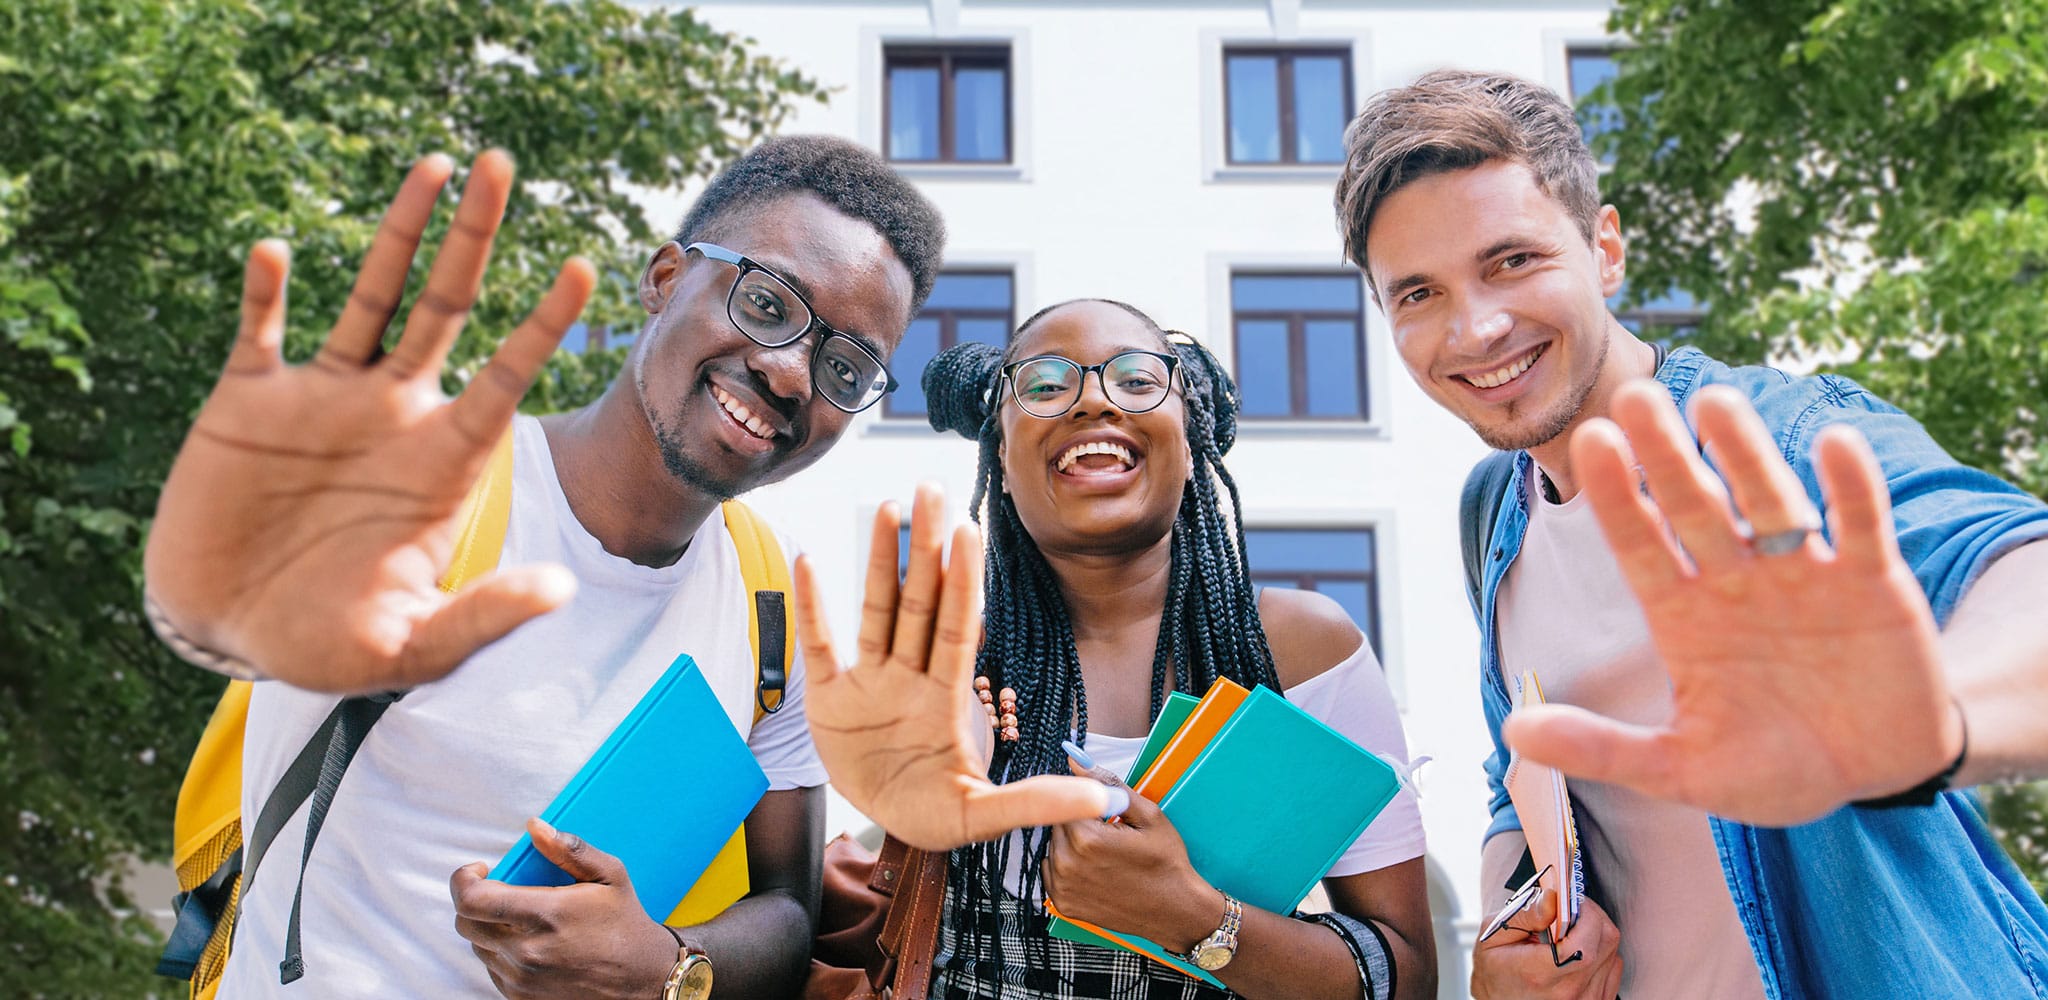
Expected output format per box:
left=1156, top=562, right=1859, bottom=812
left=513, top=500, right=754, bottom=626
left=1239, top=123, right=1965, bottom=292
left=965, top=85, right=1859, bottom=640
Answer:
left=1503, top=669, right=1585, bottom=941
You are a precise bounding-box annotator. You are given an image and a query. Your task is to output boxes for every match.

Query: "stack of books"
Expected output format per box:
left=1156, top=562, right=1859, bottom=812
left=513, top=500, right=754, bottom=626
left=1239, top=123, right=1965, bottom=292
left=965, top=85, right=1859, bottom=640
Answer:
left=1046, top=678, right=1403, bottom=985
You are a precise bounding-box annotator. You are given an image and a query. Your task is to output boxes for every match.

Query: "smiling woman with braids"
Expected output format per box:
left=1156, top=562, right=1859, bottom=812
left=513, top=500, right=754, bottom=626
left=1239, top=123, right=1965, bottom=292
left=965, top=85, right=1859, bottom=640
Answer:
left=793, top=299, right=1434, bottom=1000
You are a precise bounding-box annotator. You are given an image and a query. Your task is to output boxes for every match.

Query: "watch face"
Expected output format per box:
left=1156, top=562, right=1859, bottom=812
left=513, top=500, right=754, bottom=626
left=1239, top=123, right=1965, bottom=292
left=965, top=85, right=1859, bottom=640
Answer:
left=678, top=959, right=713, bottom=999
left=1190, top=944, right=1234, bottom=971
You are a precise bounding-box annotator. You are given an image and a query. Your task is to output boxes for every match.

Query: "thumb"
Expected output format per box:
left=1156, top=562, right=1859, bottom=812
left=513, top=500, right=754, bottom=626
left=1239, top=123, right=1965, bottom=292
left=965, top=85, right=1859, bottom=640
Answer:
left=528, top=817, right=629, bottom=886
left=1504, top=703, right=1675, bottom=795
left=944, top=776, right=1132, bottom=850
left=1062, top=747, right=1157, bottom=828
left=397, top=564, right=577, bottom=686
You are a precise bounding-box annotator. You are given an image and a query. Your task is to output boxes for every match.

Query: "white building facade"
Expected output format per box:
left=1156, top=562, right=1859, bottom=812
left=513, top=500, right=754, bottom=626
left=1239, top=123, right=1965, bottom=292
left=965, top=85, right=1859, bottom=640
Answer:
left=643, top=3, right=1632, bottom=995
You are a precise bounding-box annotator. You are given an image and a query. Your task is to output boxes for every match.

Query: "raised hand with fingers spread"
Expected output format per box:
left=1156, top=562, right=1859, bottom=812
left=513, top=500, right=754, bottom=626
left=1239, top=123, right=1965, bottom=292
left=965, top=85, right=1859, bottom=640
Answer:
left=1503, top=380, right=1966, bottom=827
left=794, top=484, right=1126, bottom=852
left=144, top=151, right=593, bottom=694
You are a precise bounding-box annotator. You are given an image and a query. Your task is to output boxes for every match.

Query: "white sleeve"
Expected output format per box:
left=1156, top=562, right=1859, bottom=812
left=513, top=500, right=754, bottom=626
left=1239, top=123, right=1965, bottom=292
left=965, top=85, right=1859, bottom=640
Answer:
left=747, top=640, right=828, bottom=790
left=1288, top=641, right=1429, bottom=878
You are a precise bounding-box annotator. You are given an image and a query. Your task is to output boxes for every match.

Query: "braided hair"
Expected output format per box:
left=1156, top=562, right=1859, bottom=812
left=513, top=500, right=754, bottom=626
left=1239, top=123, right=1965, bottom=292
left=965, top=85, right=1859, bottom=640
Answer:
left=923, top=299, right=1278, bottom=979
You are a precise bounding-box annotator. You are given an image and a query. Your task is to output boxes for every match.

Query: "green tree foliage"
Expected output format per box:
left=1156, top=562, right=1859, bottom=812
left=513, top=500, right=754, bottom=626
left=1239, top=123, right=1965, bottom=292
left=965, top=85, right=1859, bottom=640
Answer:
left=0, top=2, right=822, bottom=993
left=1600, top=0, right=2048, bottom=891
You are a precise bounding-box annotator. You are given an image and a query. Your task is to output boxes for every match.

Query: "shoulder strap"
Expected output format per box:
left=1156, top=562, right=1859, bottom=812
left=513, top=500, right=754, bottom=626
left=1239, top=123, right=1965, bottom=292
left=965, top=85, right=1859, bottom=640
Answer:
left=440, top=429, right=517, bottom=593
left=1458, top=450, right=1519, bottom=613
left=721, top=500, right=792, bottom=722
left=259, top=430, right=517, bottom=984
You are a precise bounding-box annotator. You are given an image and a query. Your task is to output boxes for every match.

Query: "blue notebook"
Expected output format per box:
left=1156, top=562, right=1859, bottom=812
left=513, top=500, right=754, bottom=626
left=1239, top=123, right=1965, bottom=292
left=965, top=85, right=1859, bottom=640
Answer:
left=488, top=654, right=769, bottom=921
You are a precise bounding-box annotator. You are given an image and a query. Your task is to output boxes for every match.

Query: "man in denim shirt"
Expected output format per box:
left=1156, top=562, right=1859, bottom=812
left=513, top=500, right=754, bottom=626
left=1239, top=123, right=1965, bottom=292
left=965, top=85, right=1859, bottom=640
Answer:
left=1337, top=70, right=2048, bottom=998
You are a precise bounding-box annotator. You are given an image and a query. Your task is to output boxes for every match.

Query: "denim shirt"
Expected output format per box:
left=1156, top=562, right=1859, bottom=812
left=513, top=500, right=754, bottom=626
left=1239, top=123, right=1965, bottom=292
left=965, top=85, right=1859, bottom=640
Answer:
left=1475, top=348, right=2048, bottom=999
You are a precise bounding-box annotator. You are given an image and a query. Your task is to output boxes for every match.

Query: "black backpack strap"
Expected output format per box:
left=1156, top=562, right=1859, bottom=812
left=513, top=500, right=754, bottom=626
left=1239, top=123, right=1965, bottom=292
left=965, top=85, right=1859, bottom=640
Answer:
left=242, top=691, right=402, bottom=985
left=1459, top=450, right=1520, bottom=612
left=755, top=591, right=787, bottom=715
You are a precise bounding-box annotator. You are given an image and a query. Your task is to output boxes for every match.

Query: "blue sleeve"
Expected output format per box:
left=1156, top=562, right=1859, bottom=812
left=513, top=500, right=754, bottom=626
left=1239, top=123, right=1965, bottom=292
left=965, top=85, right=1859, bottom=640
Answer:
left=1759, top=373, right=2048, bottom=624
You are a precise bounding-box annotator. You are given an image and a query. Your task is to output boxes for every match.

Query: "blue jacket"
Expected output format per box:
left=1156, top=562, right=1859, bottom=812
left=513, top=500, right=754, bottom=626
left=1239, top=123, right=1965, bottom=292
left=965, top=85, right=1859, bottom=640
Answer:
left=1475, top=348, right=2048, bottom=999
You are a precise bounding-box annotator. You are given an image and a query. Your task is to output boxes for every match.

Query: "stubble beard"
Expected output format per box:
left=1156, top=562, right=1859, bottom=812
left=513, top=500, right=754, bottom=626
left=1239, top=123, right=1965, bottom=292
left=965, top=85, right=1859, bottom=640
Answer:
left=638, top=364, right=746, bottom=503
left=1468, top=334, right=1610, bottom=453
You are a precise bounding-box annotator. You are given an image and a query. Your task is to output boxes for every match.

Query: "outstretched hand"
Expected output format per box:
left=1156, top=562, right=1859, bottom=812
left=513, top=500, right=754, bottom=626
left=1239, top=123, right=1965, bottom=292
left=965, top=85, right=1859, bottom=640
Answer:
left=144, top=152, right=594, bottom=694
left=794, top=484, right=1127, bottom=852
left=1503, top=380, right=1963, bottom=826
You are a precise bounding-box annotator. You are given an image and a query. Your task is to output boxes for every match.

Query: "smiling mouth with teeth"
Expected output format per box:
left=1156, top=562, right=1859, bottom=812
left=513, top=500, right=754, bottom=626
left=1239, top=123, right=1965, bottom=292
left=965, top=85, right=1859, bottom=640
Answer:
left=710, top=384, right=778, bottom=441
left=1056, top=440, right=1136, bottom=474
left=1462, top=345, right=1546, bottom=390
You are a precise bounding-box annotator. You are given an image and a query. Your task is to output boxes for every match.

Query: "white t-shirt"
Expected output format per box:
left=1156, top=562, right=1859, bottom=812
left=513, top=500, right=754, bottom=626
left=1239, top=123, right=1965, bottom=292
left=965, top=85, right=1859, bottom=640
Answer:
left=997, top=638, right=1428, bottom=898
left=221, top=416, right=826, bottom=999
left=1494, top=473, right=1765, bottom=999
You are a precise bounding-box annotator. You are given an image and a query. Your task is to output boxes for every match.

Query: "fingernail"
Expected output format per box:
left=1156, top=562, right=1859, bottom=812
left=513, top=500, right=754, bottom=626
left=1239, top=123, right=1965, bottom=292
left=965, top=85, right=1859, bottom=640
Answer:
left=1062, top=739, right=1096, bottom=770
left=1100, top=785, right=1130, bottom=820
left=530, top=817, right=557, bottom=838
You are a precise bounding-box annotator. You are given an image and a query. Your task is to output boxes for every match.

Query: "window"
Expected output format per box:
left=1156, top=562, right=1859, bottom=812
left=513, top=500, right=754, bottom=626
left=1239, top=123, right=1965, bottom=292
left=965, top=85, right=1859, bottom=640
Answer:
left=1230, top=273, right=1369, bottom=421
left=1612, top=285, right=1703, bottom=343
left=1244, top=528, right=1380, bottom=657
left=1224, top=48, right=1351, bottom=165
left=885, top=46, right=1011, bottom=163
left=1569, top=47, right=1704, bottom=340
left=1565, top=47, right=1624, bottom=146
left=888, top=270, right=1015, bottom=420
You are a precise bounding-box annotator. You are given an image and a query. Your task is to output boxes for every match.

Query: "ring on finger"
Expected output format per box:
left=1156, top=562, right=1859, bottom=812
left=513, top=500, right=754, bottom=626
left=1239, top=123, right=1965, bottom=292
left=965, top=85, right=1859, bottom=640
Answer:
left=1735, top=519, right=1820, bottom=556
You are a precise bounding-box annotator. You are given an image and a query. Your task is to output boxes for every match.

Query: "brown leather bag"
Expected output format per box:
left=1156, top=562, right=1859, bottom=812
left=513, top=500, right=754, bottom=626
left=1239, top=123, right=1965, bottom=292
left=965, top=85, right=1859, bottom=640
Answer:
left=803, top=832, right=949, bottom=1000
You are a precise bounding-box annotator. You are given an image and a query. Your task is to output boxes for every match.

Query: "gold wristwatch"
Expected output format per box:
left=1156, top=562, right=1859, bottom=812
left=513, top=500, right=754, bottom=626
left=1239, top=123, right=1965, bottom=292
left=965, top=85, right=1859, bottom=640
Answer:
left=1183, top=893, right=1243, bottom=972
left=660, top=931, right=713, bottom=1000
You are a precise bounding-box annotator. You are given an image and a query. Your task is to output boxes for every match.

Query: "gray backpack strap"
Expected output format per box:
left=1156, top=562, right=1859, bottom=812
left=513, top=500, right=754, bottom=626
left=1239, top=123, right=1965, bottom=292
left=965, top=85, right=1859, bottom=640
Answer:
left=243, top=691, right=403, bottom=985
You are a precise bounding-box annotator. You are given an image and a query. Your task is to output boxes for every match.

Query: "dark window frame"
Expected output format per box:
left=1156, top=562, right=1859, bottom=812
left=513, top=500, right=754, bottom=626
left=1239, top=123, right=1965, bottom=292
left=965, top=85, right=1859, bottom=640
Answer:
left=1222, top=45, right=1354, bottom=166
left=883, top=268, right=1016, bottom=420
left=883, top=44, right=1014, bottom=165
left=1229, top=271, right=1370, bottom=422
left=1245, top=526, right=1382, bottom=659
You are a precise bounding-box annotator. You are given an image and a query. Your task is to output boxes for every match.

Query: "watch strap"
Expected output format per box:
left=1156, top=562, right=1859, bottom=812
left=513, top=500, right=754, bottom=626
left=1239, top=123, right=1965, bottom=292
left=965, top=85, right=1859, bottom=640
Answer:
left=661, top=926, right=711, bottom=1000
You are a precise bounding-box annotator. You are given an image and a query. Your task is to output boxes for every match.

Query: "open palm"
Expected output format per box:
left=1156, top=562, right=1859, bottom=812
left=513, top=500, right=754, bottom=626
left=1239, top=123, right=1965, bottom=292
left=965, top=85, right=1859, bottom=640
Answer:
left=794, top=485, right=1121, bottom=852
left=143, top=152, right=595, bottom=694
left=1504, top=382, right=1962, bottom=826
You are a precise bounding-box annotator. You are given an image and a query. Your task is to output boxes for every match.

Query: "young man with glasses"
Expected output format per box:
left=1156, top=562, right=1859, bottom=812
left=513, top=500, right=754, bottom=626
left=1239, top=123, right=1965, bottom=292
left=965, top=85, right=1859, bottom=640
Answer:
left=1335, top=70, right=2048, bottom=999
left=142, top=136, right=944, bottom=999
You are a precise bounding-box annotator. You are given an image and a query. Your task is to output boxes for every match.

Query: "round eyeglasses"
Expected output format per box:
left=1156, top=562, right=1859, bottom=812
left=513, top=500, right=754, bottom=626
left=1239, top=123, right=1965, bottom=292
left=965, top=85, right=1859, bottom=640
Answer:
left=998, top=350, right=1181, bottom=418
left=684, top=242, right=898, bottom=413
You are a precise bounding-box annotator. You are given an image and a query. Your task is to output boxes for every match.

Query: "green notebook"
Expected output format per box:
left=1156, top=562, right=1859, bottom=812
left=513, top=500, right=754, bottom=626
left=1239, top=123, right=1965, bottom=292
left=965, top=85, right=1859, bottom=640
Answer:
left=1126, top=691, right=1201, bottom=782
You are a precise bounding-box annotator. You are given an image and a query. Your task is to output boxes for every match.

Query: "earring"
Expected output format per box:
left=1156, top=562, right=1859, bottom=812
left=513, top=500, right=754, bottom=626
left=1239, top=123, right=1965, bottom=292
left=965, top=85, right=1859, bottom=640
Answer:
left=975, top=676, right=1020, bottom=742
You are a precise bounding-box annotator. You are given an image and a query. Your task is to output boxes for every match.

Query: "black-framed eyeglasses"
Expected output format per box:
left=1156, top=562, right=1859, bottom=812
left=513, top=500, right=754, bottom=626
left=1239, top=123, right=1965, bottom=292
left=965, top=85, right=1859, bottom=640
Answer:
left=997, top=350, right=1181, bottom=419
left=684, top=242, right=898, bottom=413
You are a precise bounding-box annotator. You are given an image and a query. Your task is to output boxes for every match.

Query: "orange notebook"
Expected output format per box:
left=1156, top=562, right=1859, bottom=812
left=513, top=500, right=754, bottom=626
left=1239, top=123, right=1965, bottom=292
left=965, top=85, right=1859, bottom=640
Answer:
left=1131, top=678, right=1250, bottom=802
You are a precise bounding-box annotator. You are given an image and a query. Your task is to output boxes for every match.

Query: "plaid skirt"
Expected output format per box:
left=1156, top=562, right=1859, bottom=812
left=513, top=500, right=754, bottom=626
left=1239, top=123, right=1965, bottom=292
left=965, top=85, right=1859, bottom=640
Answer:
left=928, top=866, right=1240, bottom=1000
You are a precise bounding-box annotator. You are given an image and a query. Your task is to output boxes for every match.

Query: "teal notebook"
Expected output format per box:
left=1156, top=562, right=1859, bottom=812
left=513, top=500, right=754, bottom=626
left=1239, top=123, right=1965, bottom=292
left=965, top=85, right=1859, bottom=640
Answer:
left=1048, top=686, right=1402, bottom=984
left=1159, top=686, right=1402, bottom=916
left=488, top=654, right=769, bottom=920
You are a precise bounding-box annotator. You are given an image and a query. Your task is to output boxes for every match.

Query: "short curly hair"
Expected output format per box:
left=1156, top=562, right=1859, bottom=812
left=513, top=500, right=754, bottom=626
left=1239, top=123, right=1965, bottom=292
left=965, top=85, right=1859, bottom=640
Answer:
left=675, top=134, right=947, bottom=314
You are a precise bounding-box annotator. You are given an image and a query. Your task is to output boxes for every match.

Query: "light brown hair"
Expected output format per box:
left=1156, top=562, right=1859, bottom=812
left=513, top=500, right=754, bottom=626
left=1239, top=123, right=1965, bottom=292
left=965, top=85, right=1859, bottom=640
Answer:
left=1336, top=69, right=1601, bottom=288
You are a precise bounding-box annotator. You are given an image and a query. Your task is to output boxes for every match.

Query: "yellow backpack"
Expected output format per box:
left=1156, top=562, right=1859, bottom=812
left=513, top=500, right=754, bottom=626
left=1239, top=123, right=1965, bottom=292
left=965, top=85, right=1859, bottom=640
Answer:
left=156, top=432, right=793, bottom=997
